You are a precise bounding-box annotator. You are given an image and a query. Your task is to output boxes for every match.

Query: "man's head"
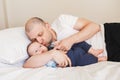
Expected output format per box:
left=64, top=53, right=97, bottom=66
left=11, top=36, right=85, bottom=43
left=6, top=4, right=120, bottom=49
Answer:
left=27, top=41, right=48, bottom=56
left=25, top=17, right=55, bottom=46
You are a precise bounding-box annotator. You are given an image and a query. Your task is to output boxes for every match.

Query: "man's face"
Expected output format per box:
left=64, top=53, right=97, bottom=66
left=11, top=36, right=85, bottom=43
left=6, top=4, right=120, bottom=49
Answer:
left=26, top=23, right=53, bottom=46
left=28, top=42, right=48, bottom=56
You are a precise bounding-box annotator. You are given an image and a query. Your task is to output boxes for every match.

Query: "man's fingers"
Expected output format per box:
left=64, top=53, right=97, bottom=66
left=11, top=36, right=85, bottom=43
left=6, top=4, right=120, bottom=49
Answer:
left=54, top=45, right=67, bottom=51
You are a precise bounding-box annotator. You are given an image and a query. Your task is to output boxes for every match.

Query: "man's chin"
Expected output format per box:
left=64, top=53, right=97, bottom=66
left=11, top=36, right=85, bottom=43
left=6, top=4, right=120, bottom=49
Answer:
left=44, top=41, right=52, bottom=47
left=43, top=43, right=49, bottom=47
left=46, top=43, right=50, bottom=47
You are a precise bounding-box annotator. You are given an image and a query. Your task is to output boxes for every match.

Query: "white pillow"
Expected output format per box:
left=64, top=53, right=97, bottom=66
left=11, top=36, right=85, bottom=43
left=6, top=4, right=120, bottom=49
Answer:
left=0, top=27, right=30, bottom=64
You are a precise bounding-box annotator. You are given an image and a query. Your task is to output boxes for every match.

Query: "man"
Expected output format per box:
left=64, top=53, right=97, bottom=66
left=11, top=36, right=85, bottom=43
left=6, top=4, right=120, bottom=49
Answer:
left=24, top=14, right=120, bottom=68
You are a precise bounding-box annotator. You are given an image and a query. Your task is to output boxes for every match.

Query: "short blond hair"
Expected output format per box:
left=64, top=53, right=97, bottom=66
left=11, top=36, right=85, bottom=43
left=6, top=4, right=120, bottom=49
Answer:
left=25, top=17, right=45, bottom=32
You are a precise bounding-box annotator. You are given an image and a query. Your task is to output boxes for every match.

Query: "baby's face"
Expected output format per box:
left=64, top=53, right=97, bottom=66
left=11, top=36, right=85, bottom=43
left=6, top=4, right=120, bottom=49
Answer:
left=28, top=41, right=48, bottom=56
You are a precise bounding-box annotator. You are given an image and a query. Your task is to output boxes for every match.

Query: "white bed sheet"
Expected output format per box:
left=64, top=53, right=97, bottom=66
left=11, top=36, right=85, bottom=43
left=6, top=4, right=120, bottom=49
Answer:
left=0, top=61, right=120, bottom=80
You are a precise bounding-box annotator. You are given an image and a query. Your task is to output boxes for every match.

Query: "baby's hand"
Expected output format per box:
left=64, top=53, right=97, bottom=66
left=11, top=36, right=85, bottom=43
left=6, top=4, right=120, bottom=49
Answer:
left=50, top=50, right=71, bottom=67
left=53, top=41, right=60, bottom=47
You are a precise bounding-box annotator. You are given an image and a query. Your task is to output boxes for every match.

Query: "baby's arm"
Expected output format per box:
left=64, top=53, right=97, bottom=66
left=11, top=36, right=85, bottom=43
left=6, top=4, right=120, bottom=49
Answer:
left=23, top=50, right=71, bottom=68
left=23, top=51, right=53, bottom=68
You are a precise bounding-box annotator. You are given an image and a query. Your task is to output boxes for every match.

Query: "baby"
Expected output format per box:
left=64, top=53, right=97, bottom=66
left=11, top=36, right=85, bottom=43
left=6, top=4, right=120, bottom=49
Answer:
left=27, top=41, right=107, bottom=68
left=27, top=41, right=57, bottom=68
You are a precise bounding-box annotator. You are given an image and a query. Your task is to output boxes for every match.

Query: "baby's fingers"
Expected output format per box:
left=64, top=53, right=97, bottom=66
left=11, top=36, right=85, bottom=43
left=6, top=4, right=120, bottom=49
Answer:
left=65, top=55, right=72, bottom=67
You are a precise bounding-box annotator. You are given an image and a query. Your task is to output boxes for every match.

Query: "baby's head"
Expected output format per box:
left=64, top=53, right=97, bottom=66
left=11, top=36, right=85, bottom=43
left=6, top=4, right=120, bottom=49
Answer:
left=27, top=41, right=48, bottom=56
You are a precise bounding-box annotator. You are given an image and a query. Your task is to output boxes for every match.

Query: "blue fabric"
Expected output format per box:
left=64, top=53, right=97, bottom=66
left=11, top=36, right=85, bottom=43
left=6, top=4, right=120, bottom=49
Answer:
left=73, top=41, right=91, bottom=52
left=67, top=42, right=98, bottom=66
left=45, top=60, right=57, bottom=68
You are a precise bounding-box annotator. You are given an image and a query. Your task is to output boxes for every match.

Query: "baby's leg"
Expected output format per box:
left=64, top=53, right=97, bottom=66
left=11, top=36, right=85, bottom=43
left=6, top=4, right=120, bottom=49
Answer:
left=98, top=56, right=107, bottom=62
left=88, top=47, right=103, bottom=57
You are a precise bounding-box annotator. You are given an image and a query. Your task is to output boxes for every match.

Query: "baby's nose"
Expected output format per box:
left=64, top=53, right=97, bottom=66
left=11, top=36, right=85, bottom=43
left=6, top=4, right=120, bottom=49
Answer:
left=39, top=49, right=44, bottom=54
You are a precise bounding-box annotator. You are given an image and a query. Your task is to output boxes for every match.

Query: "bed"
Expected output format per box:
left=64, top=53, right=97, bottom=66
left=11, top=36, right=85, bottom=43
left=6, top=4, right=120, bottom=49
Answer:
left=0, top=27, right=120, bottom=80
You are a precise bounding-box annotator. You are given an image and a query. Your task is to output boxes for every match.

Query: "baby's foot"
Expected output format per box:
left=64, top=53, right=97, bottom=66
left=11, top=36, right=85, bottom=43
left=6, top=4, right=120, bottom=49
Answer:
left=89, top=48, right=103, bottom=57
left=98, top=56, right=107, bottom=62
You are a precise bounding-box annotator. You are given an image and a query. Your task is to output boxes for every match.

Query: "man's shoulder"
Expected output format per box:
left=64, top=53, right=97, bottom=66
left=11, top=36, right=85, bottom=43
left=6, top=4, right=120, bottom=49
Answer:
left=58, top=14, right=78, bottom=19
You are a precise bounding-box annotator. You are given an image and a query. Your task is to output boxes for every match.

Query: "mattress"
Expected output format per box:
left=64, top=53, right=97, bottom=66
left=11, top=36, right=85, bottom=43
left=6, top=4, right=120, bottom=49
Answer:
left=0, top=61, right=120, bottom=80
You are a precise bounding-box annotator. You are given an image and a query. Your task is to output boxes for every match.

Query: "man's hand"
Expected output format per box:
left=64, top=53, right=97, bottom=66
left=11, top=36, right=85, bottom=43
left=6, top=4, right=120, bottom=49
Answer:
left=50, top=50, right=71, bottom=67
left=54, top=37, right=74, bottom=52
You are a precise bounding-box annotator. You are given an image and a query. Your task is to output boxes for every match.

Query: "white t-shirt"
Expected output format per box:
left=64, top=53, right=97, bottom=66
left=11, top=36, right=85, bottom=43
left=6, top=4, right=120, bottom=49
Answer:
left=51, top=14, right=107, bottom=57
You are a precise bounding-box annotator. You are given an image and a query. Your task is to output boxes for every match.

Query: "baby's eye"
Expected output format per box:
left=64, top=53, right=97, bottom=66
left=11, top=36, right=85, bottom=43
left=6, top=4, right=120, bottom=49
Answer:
left=31, top=38, right=36, bottom=42
left=39, top=45, right=42, bottom=47
left=35, top=50, right=38, bottom=53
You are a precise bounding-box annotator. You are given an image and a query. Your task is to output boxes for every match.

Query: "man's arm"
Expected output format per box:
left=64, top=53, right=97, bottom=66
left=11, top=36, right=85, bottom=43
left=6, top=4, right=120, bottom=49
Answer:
left=72, top=18, right=100, bottom=42
left=23, top=50, right=71, bottom=68
left=54, top=18, right=100, bottom=51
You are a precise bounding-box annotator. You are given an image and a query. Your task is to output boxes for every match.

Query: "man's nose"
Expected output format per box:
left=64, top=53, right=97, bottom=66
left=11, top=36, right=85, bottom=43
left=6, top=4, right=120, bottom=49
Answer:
left=36, top=37, right=44, bottom=44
